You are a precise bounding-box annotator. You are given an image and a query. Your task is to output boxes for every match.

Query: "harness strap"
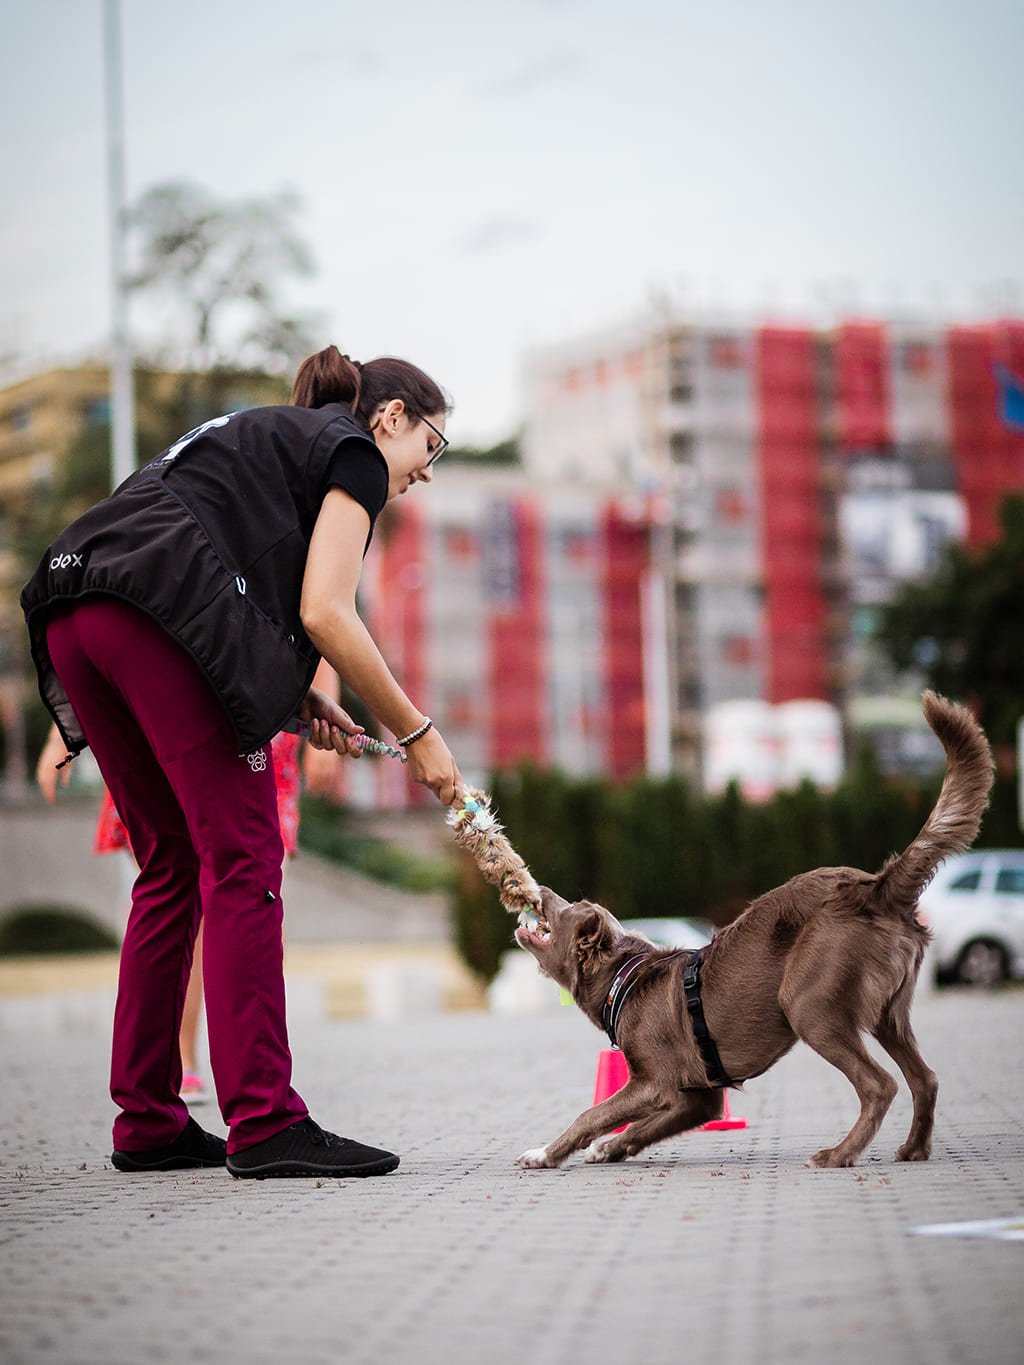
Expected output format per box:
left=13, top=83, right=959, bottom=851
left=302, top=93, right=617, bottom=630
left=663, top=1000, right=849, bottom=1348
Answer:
left=600, top=946, right=734, bottom=1089
left=682, top=947, right=733, bottom=1088
left=601, top=954, right=650, bottom=1048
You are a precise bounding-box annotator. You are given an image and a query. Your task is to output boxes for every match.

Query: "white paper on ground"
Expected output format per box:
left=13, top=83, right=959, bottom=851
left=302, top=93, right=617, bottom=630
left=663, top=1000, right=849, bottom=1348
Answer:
left=907, top=1217, right=1024, bottom=1242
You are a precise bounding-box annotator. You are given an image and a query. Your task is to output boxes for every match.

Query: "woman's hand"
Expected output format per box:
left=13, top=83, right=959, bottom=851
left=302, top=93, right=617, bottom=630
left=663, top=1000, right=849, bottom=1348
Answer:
left=298, top=687, right=365, bottom=757
left=36, top=724, right=72, bottom=804
left=404, top=727, right=463, bottom=806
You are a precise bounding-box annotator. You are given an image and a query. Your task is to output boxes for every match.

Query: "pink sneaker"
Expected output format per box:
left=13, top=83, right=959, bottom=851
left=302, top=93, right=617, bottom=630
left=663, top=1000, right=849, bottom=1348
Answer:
left=180, top=1072, right=210, bottom=1104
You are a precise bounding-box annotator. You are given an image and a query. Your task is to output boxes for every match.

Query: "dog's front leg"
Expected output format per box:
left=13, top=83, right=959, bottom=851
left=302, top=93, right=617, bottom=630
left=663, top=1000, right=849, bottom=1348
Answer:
left=517, top=1079, right=657, bottom=1169
left=585, top=1089, right=724, bottom=1163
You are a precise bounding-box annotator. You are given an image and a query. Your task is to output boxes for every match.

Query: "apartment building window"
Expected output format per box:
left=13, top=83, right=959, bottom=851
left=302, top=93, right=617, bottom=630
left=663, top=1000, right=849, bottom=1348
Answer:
left=444, top=527, right=479, bottom=560
left=709, top=337, right=745, bottom=369
left=715, top=488, right=748, bottom=523
left=669, top=433, right=693, bottom=463
left=900, top=343, right=935, bottom=376
left=443, top=691, right=477, bottom=729
left=9, top=404, right=32, bottom=432
left=556, top=528, right=593, bottom=562
left=722, top=635, right=757, bottom=666
left=84, top=398, right=112, bottom=426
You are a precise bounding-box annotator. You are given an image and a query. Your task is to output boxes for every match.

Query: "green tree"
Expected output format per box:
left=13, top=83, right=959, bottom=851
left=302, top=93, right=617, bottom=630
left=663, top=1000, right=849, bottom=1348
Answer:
left=446, top=436, right=521, bottom=466
left=876, top=493, right=1024, bottom=755
left=129, top=179, right=320, bottom=379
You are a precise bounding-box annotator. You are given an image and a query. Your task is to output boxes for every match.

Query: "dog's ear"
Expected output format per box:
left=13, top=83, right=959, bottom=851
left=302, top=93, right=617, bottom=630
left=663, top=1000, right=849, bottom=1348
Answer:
left=574, top=904, right=615, bottom=966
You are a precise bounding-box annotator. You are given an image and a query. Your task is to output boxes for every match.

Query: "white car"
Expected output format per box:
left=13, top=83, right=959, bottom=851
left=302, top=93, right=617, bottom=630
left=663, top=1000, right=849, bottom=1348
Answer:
left=620, top=917, right=714, bottom=949
left=917, top=850, right=1024, bottom=986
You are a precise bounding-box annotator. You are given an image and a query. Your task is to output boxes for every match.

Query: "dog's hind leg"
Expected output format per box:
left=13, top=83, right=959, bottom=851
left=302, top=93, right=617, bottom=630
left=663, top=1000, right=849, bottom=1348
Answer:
left=584, top=1089, right=724, bottom=1164
left=516, top=1078, right=661, bottom=1169
left=788, top=1016, right=899, bottom=1167
left=872, top=1008, right=938, bottom=1162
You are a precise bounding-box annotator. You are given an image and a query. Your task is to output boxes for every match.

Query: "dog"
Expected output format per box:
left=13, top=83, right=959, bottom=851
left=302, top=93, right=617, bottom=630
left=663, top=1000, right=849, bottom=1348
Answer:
left=514, top=692, right=993, bottom=1171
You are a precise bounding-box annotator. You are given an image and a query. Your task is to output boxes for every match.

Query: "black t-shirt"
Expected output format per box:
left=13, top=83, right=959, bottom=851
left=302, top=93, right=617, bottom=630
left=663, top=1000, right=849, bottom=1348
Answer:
left=324, top=437, right=390, bottom=552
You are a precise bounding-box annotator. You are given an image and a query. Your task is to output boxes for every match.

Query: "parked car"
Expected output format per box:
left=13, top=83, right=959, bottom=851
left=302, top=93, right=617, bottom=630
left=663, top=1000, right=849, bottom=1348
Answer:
left=619, top=917, right=714, bottom=949
left=916, top=850, right=1024, bottom=986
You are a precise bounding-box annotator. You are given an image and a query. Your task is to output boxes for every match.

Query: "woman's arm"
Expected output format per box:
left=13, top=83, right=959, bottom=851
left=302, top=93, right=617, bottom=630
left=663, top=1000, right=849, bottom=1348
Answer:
left=300, top=489, right=462, bottom=804
left=36, top=723, right=73, bottom=803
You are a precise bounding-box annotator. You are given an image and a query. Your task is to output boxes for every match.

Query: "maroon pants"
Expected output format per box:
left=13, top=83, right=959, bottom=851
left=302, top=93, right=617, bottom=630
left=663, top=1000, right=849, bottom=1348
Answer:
left=46, top=598, right=308, bottom=1154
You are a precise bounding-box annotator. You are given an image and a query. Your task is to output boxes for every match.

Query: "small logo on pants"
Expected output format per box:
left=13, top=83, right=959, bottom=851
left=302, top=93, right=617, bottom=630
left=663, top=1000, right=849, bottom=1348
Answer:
left=246, top=749, right=267, bottom=772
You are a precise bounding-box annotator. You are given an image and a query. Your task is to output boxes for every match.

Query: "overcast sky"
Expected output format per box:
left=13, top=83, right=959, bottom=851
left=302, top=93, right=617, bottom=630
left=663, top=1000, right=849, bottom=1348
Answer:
left=2, top=0, right=1022, bottom=443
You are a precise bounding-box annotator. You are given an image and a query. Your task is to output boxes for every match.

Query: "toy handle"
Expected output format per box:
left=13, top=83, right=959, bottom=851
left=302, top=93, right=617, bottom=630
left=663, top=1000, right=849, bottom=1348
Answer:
left=286, top=719, right=407, bottom=763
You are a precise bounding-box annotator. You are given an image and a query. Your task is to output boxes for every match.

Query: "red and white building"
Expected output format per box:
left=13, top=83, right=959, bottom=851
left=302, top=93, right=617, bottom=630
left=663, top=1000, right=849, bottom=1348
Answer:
left=348, top=316, right=1024, bottom=801
left=348, top=469, right=660, bottom=804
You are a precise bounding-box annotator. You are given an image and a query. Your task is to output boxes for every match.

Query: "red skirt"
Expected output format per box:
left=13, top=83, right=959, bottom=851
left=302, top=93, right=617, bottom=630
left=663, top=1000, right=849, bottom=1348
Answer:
left=94, top=730, right=302, bottom=857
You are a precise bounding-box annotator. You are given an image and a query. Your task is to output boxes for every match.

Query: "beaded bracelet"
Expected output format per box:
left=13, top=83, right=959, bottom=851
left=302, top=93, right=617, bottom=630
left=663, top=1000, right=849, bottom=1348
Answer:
left=399, top=717, right=433, bottom=748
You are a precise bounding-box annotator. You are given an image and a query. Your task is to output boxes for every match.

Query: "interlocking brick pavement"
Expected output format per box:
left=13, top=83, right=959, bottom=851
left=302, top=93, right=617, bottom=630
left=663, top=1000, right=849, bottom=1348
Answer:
left=1, top=985, right=1022, bottom=1365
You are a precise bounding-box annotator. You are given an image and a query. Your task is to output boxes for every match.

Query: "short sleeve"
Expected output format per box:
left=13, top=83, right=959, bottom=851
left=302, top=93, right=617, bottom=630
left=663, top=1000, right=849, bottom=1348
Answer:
left=323, top=437, right=389, bottom=544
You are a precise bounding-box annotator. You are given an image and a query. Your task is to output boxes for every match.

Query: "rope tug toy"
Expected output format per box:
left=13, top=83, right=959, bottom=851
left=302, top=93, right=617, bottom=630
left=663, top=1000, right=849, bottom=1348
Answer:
left=446, top=789, right=545, bottom=929
left=301, top=722, right=546, bottom=932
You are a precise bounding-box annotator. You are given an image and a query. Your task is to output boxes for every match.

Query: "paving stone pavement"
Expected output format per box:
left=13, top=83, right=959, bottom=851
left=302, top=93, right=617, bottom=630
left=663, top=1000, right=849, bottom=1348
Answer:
left=1, top=985, right=1022, bottom=1365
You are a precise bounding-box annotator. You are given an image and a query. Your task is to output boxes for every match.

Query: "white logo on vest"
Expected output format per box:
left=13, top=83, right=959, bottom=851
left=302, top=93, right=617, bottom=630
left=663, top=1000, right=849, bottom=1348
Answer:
left=246, top=749, right=267, bottom=773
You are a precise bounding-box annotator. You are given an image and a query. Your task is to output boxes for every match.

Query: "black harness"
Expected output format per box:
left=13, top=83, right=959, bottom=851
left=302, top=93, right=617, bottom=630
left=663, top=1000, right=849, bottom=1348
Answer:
left=600, top=945, right=733, bottom=1089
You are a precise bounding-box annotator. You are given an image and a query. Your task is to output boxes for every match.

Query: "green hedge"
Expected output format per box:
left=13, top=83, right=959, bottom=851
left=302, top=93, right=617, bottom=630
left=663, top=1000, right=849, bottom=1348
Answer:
left=297, top=795, right=455, bottom=894
left=0, top=905, right=120, bottom=956
left=451, top=754, right=1021, bottom=983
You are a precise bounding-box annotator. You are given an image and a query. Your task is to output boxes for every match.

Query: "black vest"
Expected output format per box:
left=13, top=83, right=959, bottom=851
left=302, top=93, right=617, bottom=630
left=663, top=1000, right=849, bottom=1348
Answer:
left=21, top=404, right=383, bottom=757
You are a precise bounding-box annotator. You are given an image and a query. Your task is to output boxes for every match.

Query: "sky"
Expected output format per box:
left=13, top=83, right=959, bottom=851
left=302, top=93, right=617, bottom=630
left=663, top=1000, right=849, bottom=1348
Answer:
left=1, top=0, right=1022, bottom=444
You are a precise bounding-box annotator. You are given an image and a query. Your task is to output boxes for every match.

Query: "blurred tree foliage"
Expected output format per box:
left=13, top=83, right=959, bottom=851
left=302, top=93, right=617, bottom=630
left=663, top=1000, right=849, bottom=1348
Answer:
left=11, top=178, right=317, bottom=578
left=445, top=436, right=521, bottom=466
left=451, top=752, right=1020, bottom=983
left=129, top=179, right=320, bottom=377
left=875, top=492, right=1024, bottom=754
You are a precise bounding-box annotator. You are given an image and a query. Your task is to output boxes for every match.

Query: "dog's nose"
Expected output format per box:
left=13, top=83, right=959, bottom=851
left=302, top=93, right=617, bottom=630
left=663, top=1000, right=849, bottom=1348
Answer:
left=540, top=886, right=568, bottom=914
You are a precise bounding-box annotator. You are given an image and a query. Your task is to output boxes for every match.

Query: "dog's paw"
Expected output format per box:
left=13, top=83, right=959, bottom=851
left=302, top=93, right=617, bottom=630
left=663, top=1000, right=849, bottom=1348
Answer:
left=806, top=1147, right=855, bottom=1169
left=584, top=1135, right=616, bottom=1164
left=516, top=1146, right=558, bottom=1169
left=895, top=1142, right=931, bottom=1163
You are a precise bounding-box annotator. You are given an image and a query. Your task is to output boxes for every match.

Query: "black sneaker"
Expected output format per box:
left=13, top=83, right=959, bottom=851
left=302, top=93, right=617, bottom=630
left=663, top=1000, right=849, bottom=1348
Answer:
left=111, top=1115, right=227, bottom=1172
left=226, top=1117, right=400, bottom=1180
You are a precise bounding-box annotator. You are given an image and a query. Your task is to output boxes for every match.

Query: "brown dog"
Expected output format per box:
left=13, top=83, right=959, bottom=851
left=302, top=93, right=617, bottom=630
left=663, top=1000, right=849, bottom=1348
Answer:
left=515, top=692, right=993, bottom=1170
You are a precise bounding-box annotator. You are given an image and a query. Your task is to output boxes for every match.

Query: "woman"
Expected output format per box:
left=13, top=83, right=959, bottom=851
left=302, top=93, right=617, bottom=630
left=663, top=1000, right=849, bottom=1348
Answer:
left=22, top=346, right=462, bottom=1179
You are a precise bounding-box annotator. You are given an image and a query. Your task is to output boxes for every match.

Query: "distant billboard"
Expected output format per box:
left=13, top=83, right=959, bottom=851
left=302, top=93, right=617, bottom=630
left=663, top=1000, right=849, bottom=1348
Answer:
left=839, top=453, right=965, bottom=606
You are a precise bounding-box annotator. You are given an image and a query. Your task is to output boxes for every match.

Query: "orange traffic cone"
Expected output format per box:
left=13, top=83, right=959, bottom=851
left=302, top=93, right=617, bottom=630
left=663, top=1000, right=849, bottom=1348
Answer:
left=592, top=1047, right=747, bottom=1132
left=593, top=1047, right=631, bottom=1131
left=700, top=1090, right=747, bottom=1131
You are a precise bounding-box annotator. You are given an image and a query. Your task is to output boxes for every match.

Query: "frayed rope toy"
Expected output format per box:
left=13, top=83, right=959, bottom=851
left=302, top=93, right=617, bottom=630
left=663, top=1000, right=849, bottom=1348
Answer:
left=296, top=721, right=545, bottom=934
left=447, top=789, right=547, bottom=933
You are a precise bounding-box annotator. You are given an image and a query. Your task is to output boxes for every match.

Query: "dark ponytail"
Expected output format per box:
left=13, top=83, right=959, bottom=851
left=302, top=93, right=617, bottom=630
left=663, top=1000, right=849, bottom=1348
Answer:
left=289, top=345, right=362, bottom=410
left=291, top=344, right=449, bottom=427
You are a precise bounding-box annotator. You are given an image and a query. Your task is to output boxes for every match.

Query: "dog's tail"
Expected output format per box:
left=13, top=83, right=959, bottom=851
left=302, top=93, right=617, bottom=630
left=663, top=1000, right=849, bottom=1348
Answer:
left=871, top=691, right=994, bottom=914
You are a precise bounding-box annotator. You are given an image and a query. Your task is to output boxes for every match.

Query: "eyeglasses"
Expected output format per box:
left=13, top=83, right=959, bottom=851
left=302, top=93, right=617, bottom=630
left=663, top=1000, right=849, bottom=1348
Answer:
left=421, top=414, right=449, bottom=466
left=373, top=405, right=449, bottom=465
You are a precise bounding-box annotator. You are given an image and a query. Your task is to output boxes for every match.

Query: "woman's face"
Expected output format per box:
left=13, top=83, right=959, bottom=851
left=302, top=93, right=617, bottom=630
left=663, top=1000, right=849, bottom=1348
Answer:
left=371, top=400, right=446, bottom=501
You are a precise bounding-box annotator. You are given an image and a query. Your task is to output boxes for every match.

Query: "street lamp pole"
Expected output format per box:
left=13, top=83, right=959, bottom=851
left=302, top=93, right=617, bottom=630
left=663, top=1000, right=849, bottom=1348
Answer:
left=102, top=0, right=135, bottom=490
